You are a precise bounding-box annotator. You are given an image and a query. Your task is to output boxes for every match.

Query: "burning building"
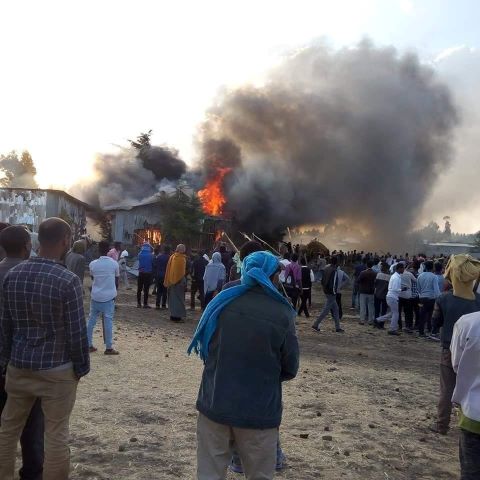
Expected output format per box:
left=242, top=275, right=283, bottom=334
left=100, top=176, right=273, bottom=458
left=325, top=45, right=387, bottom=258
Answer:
left=0, top=188, right=91, bottom=239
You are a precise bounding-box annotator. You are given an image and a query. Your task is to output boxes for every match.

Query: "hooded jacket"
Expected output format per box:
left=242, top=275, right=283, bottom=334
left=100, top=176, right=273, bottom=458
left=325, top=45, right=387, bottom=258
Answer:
left=138, top=244, right=154, bottom=273
left=204, top=252, right=226, bottom=294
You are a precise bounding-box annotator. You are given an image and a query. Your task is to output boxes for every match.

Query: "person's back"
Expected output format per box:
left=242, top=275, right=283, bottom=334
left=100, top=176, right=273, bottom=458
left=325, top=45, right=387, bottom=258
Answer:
left=0, top=218, right=89, bottom=479
left=417, top=270, right=440, bottom=299
left=192, top=254, right=208, bottom=282
left=3, top=258, right=87, bottom=369
left=138, top=245, right=154, bottom=273
left=197, top=286, right=298, bottom=428
left=434, top=292, right=480, bottom=349
left=65, top=251, right=86, bottom=283
left=451, top=311, right=480, bottom=477
left=357, top=268, right=376, bottom=294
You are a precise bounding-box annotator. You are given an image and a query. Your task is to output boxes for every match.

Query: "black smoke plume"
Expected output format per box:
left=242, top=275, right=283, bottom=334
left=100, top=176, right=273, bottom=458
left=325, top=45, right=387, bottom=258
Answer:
left=197, top=41, right=458, bottom=247
left=74, top=144, right=186, bottom=208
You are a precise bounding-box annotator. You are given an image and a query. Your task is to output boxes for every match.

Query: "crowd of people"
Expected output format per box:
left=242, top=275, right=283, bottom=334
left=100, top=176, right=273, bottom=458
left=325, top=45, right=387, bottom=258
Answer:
left=0, top=219, right=479, bottom=479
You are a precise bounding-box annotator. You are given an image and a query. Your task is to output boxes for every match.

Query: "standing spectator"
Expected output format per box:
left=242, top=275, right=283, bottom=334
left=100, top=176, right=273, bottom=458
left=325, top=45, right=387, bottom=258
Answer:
left=188, top=251, right=299, bottom=480
left=374, top=262, right=390, bottom=324
left=316, top=254, right=327, bottom=282
left=434, top=261, right=446, bottom=294
left=203, top=252, right=226, bottom=308
left=312, top=256, right=344, bottom=333
left=283, top=253, right=302, bottom=309
left=87, top=240, right=120, bottom=355
left=430, top=254, right=480, bottom=435
left=65, top=240, right=86, bottom=284
left=332, top=263, right=350, bottom=320
left=137, top=242, right=154, bottom=308
left=399, top=267, right=416, bottom=333
left=219, top=245, right=233, bottom=281
left=278, top=252, right=291, bottom=287
left=164, top=244, right=187, bottom=322
left=107, top=241, right=122, bottom=262
left=376, top=263, right=406, bottom=334
left=298, top=257, right=314, bottom=317
left=118, top=249, right=131, bottom=290
left=357, top=260, right=377, bottom=325
left=191, top=250, right=208, bottom=310
left=417, top=260, right=441, bottom=337
left=451, top=311, right=480, bottom=479
left=352, top=258, right=367, bottom=310
left=154, top=245, right=171, bottom=309
left=0, top=226, right=44, bottom=480
left=0, top=218, right=90, bottom=479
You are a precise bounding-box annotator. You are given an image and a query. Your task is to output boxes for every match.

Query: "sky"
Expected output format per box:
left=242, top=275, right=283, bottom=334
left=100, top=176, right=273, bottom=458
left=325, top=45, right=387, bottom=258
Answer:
left=0, top=0, right=479, bottom=232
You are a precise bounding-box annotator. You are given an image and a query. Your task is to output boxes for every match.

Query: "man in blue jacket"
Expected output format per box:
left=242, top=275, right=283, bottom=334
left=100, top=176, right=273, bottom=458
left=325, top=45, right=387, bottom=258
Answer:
left=137, top=242, right=154, bottom=308
left=188, top=251, right=299, bottom=480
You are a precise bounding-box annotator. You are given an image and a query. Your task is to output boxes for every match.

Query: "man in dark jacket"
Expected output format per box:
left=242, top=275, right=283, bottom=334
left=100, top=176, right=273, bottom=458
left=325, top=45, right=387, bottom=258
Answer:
left=154, top=245, right=171, bottom=309
left=192, top=252, right=299, bottom=480
left=357, top=260, right=377, bottom=325
left=312, top=256, right=344, bottom=333
left=190, top=251, right=208, bottom=310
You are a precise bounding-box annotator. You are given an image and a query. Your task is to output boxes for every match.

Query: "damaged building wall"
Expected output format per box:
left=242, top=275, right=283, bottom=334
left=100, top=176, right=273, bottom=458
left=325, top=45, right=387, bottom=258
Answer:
left=108, top=201, right=164, bottom=245
left=0, top=188, right=89, bottom=238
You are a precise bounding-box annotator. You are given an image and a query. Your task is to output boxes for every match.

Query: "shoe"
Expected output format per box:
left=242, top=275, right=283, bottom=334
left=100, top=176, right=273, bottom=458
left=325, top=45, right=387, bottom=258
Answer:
left=336, top=328, right=345, bottom=333
left=429, top=424, right=448, bottom=435
left=155, top=305, right=161, bottom=310
left=388, top=330, right=401, bottom=336
left=404, top=328, right=414, bottom=334
left=276, top=451, right=287, bottom=470
left=311, top=325, right=320, bottom=332
left=104, top=349, right=120, bottom=355
left=418, top=333, right=427, bottom=338
left=136, top=304, right=141, bottom=308
left=228, top=461, right=244, bottom=474
left=89, top=346, right=98, bottom=353
left=376, top=322, right=385, bottom=330
left=143, top=305, right=151, bottom=309
left=428, top=333, right=440, bottom=341
left=358, top=321, right=365, bottom=325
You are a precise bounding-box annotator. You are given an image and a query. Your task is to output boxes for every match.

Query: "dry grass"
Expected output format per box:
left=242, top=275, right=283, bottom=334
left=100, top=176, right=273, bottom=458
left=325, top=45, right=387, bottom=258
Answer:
left=69, top=283, right=459, bottom=479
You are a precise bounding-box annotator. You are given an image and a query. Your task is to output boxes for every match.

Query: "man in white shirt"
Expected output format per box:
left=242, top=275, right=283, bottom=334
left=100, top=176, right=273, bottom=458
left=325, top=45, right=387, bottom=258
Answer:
left=451, top=311, right=480, bottom=479
left=376, top=263, right=407, bottom=335
left=87, top=241, right=120, bottom=355
left=279, top=253, right=291, bottom=285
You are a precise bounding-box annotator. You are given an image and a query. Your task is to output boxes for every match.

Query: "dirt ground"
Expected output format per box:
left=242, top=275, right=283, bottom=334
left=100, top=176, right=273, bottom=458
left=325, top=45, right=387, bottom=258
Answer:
left=68, top=281, right=460, bottom=480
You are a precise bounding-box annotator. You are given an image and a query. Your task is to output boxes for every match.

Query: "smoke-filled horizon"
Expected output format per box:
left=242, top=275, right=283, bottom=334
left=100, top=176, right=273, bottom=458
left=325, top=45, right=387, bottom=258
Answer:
left=197, top=41, right=458, bottom=248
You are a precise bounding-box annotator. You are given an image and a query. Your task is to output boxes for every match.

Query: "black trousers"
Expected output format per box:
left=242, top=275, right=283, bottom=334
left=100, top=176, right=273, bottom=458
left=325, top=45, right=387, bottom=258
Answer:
left=137, top=272, right=152, bottom=306
left=285, top=287, right=300, bottom=309
left=155, top=276, right=167, bottom=308
left=298, top=289, right=310, bottom=317
left=191, top=279, right=205, bottom=310
left=418, top=298, right=435, bottom=335
left=460, top=429, right=480, bottom=480
left=412, top=296, right=420, bottom=329
left=374, top=297, right=388, bottom=318
left=398, top=297, right=414, bottom=330
left=0, top=378, right=44, bottom=480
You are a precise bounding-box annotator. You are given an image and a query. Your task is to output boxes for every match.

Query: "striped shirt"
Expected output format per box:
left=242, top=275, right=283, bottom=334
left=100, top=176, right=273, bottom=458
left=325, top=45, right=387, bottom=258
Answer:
left=0, top=257, right=90, bottom=378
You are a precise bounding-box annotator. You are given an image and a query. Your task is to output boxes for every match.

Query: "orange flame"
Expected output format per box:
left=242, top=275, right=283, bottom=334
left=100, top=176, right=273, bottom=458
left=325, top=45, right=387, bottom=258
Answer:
left=198, top=167, right=232, bottom=216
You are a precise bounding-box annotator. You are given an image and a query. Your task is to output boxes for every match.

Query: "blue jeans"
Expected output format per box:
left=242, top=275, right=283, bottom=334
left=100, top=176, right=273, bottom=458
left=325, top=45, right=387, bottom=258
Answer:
left=88, top=299, right=115, bottom=349
left=359, top=293, right=375, bottom=323
left=313, top=294, right=341, bottom=330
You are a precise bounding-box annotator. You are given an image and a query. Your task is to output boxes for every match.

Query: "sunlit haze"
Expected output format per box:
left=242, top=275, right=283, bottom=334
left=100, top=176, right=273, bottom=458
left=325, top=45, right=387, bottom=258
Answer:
left=1, top=0, right=479, bottom=232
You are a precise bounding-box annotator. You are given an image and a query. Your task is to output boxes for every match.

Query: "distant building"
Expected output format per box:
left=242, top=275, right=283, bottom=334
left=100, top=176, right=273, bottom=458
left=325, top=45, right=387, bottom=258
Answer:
left=0, top=188, right=92, bottom=239
left=423, top=241, right=480, bottom=258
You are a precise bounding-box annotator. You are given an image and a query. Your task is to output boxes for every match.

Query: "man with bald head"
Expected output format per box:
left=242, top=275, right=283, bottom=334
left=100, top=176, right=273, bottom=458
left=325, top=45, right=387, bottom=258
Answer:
left=0, top=217, right=90, bottom=480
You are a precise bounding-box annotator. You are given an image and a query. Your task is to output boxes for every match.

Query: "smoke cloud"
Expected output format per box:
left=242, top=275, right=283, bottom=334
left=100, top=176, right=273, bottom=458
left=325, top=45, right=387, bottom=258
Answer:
left=74, top=144, right=186, bottom=208
left=197, top=41, right=458, bottom=247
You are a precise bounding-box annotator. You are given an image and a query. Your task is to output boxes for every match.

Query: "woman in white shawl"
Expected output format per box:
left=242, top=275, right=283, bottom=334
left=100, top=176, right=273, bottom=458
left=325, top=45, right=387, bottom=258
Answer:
left=203, top=252, right=226, bottom=308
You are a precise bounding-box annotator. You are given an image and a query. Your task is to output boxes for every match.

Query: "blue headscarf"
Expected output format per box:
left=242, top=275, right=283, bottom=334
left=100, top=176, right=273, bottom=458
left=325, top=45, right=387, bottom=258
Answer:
left=188, top=250, right=294, bottom=362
